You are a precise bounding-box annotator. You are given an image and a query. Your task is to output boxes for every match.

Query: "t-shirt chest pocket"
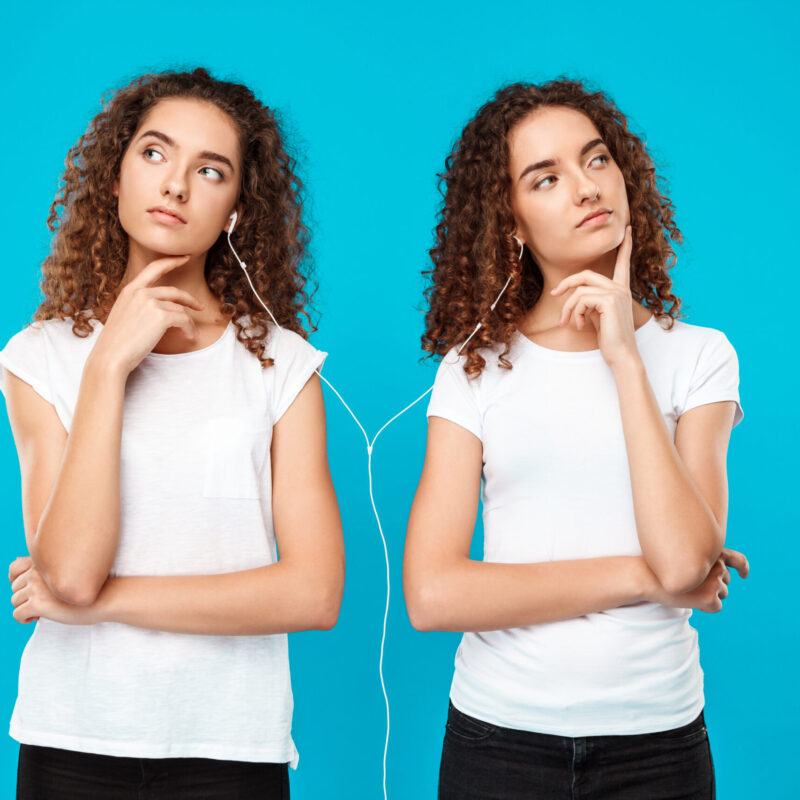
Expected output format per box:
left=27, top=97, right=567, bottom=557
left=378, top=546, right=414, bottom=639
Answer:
left=203, top=415, right=270, bottom=499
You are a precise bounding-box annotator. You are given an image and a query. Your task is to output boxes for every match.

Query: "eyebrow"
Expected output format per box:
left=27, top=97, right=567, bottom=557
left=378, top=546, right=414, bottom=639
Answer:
left=517, top=138, right=606, bottom=183
left=136, top=129, right=236, bottom=172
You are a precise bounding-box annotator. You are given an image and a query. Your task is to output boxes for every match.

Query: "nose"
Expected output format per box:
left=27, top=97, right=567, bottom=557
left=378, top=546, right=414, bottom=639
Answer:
left=575, top=173, right=600, bottom=204
left=160, top=165, right=189, bottom=202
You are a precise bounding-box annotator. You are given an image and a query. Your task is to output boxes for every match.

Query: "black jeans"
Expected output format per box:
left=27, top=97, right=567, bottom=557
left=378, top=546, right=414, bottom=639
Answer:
left=439, top=702, right=715, bottom=799
left=17, top=744, right=290, bottom=799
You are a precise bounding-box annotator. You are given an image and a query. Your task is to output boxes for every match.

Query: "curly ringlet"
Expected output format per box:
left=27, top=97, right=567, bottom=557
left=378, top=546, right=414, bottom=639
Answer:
left=421, top=77, right=683, bottom=377
left=34, top=66, right=316, bottom=367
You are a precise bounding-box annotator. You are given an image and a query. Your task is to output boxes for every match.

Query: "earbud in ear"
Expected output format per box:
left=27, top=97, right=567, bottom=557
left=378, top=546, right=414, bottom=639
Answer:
left=228, top=210, right=238, bottom=234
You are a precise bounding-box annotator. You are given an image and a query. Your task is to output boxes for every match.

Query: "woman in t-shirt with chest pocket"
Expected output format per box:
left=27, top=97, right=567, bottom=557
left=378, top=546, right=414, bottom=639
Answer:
left=404, top=78, right=748, bottom=799
left=2, top=68, right=344, bottom=799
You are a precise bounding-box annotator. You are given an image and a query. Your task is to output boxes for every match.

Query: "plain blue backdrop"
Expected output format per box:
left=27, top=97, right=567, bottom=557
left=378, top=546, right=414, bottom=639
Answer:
left=0, top=1, right=794, bottom=797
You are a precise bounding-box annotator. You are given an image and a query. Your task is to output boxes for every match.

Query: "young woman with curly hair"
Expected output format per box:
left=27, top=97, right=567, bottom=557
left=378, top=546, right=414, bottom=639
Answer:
left=1, top=67, right=344, bottom=799
left=404, top=78, right=748, bottom=799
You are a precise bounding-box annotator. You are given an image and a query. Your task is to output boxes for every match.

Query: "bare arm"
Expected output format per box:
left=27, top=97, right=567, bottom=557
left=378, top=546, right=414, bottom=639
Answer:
left=612, top=357, right=737, bottom=593
left=404, top=416, right=666, bottom=632
left=3, top=362, right=125, bottom=606
left=551, top=232, right=741, bottom=594
left=4, top=257, right=205, bottom=605
left=404, top=415, right=746, bottom=633
left=11, top=374, right=346, bottom=635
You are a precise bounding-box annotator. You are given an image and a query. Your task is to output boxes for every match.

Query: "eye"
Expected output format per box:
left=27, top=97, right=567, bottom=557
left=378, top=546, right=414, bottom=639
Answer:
left=143, top=147, right=165, bottom=162
left=199, top=166, right=223, bottom=181
left=534, top=175, right=556, bottom=190
left=590, top=153, right=610, bottom=167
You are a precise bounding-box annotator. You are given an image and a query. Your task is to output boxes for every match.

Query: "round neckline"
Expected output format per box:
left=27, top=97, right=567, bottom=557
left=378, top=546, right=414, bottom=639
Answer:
left=144, top=319, right=234, bottom=360
left=514, top=315, right=659, bottom=360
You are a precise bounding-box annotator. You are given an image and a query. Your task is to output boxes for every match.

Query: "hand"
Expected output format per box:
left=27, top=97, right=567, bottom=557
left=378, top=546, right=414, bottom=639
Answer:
left=9, top=557, right=99, bottom=625
left=549, top=225, right=637, bottom=367
left=652, top=548, right=750, bottom=613
left=90, top=255, right=206, bottom=376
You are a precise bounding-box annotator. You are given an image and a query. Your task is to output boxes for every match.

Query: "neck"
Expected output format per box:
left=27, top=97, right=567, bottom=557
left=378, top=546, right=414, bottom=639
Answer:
left=119, top=239, right=222, bottom=316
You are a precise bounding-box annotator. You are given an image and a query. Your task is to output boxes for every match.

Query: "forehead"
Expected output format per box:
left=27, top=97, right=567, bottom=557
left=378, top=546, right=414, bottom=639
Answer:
left=134, top=97, right=241, bottom=166
left=508, top=106, right=602, bottom=168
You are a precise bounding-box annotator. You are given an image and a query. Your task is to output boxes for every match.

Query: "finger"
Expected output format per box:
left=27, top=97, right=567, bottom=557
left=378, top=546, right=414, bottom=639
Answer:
left=127, top=255, right=192, bottom=291
left=550, top=269, right=616, bottom=297
left=10, top=587, right=29, bottom=607
left=148, top=286, right=206, bottom=311
left=10, top=572, right=29, bottom=593
left=557, top=286, right=586, bottom=325
left=557, top=286, right=598, bottom=325
left=154, top=305, right=198, bottom=340
left=722, top=549, right=750, bottom=579
left=567, top=295, right=605, bottom=330
left=13, top=601, right=37, bottom=624
left=8, top=556, right=32, bottom=583
left=612, top=225, right=633, bottom=286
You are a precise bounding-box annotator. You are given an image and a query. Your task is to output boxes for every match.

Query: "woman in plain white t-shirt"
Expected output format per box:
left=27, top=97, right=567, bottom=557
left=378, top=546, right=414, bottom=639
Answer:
left=404, top=78, right=749, bottom=799
left=1, top=68, right=344, bottom=799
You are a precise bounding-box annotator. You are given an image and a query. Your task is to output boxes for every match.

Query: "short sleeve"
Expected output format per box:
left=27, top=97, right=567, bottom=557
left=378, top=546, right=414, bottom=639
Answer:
left=0, top=322, right=54, bottom=405
left=268, top=326, right=328, bottom=424
left=426, top=347, right=483, bottom=440
left=682, top=330, right=743, bottom=427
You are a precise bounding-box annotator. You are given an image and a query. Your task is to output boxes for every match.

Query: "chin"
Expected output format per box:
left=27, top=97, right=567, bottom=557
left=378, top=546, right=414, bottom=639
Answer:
left=126, top=228, right=196, bottom=257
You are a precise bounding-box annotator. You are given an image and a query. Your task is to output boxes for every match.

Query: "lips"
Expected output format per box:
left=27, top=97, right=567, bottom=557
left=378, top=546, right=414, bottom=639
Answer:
left=147, top=206, right=186, bottom=225
left=577, top=208, right=612, bottom=228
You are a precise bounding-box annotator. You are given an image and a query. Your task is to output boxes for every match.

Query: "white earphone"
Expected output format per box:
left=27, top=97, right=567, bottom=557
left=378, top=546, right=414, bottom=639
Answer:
left=228, top=210, right=238, bottom=235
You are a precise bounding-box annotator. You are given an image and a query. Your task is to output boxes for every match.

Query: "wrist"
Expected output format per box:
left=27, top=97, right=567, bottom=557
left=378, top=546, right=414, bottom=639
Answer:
left=84, top=349, right=130, bottom=384
left=609, top=350, right=646, bottom=378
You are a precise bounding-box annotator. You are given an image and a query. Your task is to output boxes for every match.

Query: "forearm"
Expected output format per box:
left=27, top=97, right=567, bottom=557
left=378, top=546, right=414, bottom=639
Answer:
left=612, top=358, right=723, bottom=592
left=406, top=554, right=655, bottom=632
left=89, top=561, right=343, bottom=635
left=31, top=355, right=126, bottom=604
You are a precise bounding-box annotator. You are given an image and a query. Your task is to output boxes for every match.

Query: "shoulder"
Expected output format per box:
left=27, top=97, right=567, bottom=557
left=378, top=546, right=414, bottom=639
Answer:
left=234, top=316, right=320, bottom=358
left=646, top=317, right=738, bottom=360
left=436, top=338, right=517, bottom=380
left=264, top=326, right=327, bottom=375
left=2, top=316, right=95, bottom=353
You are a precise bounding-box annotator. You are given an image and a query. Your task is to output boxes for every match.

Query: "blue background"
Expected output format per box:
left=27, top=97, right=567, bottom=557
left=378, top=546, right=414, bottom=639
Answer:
left=0, top=1, right=794, bottom=797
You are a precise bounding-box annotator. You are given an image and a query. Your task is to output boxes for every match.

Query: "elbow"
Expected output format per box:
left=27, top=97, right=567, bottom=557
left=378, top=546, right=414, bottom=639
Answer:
left=48, top=572, right=105, bottom=606
left=31, top=527, right=108, bottom=606
left=404, top=580, right=443, bottom=632
left=657, top=560, right=712, bottom=596
left=311, top=569, right=344, bottom=631
left=42, top=557, right=107, bottom=606
left=314, top=592, right=342, bottom=631
left=650, top=526, right=723, bottom=596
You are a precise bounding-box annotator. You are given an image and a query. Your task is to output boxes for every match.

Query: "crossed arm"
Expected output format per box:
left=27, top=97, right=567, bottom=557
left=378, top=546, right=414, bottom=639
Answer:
left=6, top=364, right=345, bottom=635
left=403, top=372, right=746, bottom=634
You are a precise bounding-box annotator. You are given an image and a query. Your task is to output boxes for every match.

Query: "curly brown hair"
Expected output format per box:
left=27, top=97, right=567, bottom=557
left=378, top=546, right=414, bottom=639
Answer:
left=33, top=66, right=315, bottom=367
left=421, top=77, right=683, bottom=376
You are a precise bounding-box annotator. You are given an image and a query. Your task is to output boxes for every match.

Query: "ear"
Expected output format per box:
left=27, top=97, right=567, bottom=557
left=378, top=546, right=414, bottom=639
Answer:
left=225, top=206, right=243, bottom=234
left=112, top=177, right=119, bottom=198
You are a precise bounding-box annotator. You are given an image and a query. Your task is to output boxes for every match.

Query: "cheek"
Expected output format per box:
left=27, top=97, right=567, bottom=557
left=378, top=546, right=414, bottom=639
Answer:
left=607, top=167, right=629, bottom=207
left=517, top=197, right=565, bottom=246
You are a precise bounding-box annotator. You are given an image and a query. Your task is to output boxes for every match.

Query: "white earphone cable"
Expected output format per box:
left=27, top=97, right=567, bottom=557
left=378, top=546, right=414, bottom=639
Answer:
left=227, top=220, right=510, bottom=799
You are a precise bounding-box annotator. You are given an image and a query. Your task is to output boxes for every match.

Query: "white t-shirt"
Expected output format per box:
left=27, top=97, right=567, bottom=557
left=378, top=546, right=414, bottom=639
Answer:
left=0, top=315, right=327, bottom=766
left=426, top=316, right=743, bottom=736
